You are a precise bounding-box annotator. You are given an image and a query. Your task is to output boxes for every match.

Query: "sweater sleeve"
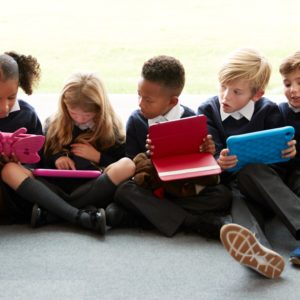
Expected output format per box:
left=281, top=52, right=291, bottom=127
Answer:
left=98, top=143, right=126, bottom=167
left=197, top=98, right=226, bottom=158
left=125, top=113, right=148, bottom=159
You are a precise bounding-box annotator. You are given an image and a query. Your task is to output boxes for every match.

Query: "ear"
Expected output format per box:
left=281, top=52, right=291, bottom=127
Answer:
left=252, top=89, right=265, bottom=102
left=170, top=96, right=179, bottom=107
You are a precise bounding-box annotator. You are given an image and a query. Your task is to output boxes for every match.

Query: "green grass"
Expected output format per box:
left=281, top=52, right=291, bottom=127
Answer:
left=1, top=0, right=300, bottom=95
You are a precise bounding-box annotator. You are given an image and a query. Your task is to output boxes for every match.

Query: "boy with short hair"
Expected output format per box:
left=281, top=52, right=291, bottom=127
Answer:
left=278, top=50, right=300, bottom=172
left=235, top=50, right=300, bottom=267
left=125, top=55, right=195, bottom=159
left=198, top=48, right=296, bottom=279
left=278, top=50, right=300, bottom=265
left=106, top=55, right=232, bottom=238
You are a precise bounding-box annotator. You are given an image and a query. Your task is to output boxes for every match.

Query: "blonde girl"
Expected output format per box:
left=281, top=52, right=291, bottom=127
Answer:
left=1, top=72, right=135, bottom=235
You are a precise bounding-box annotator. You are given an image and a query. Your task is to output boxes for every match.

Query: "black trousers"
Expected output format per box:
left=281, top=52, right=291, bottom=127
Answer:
left=237, top=164, right=300, bottom=240
left=229, top=180, right=272, bottom=248
left=114, top=180, right=231, bottom=237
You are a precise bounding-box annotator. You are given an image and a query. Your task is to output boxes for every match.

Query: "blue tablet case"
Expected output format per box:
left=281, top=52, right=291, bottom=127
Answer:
left=226, top=126, right=295, bottom=172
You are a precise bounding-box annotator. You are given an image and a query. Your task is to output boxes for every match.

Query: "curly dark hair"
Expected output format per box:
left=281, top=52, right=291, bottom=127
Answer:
left=142, top=55, right=185, bottom=95
left=0, top=51, right=41, bottom=95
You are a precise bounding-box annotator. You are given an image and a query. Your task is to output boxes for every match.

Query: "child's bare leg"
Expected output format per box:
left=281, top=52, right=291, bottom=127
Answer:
left=104, top=157, right=135, bottom=185
left=1, top=162, right=33, bottom=190
left=2, top=162, right=106, bottom=234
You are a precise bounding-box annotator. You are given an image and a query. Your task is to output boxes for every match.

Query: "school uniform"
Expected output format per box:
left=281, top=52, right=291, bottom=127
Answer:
left=4, top=117, right=123, bottom=224
left=125, top=104, right=195, bottom=159
left=278, top=102, right=300, bottom=169
left=114, top=103, right=232, bottom=237
left=44, top=124, right=125, bottom=170
left=197, top=96, right=283, bottom=159
left=279, top=102, right=300, bottom=198
left=236, top=102, right=300, bottom=240
left=40, top=122, right=125, bottom=206
left=198, top=96, right=300, bottom=244
left=0, top=99, right=43, bottom=134
left=0, top=100, right=43, bottom=223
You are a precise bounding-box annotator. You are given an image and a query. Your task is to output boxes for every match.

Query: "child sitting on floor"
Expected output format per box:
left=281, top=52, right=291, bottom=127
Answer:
left=198, top=47, right=296, bottom=278
left=1, top=72, right=135, bottom=235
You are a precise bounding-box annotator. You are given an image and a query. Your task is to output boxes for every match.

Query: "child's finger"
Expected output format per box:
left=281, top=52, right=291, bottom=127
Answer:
left=146, top=150, right=153, bottom=157
left=282, top=147, right=296, bottom=158
left=287, top=139, right=297, bottom=146
left=220, top=148, right=230, bottom=156
left=67, top=160, right=76, bottom=170
left=10, top=153, right=20, bottom=164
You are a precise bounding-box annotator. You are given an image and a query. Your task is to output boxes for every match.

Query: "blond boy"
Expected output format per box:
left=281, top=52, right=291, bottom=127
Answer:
left=198, top=48, right=296, bottom=279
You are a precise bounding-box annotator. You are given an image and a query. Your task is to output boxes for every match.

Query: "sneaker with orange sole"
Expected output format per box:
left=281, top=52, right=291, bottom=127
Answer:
left=220, top=223, right=285, bottom=279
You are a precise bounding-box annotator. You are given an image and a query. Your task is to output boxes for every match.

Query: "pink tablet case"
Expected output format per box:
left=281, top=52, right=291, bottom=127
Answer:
left=33, top=169, right=102, bottom=178
left=148, top=115, right=221, bottom=181
left=0, top=127, right=45, bottom=163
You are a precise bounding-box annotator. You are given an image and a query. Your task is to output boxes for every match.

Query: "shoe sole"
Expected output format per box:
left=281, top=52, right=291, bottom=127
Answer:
left=30, top=203, right=39, bottom=228
left=220, top=224, right=285, bottom=279
left=97, top=208, right=106, bottom=236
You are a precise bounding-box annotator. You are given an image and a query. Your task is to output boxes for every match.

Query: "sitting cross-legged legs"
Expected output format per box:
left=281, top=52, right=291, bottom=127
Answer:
left=27, top=158, right=136, bottom=229
left=114, top=180, right=232, bottom=238
left=1, top=163, right=107, bottom=234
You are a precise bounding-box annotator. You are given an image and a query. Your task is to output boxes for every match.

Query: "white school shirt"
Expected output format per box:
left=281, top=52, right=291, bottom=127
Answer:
left=148, top=102, right=184, bottom=126
left=220, top=100, right=255, bottom=121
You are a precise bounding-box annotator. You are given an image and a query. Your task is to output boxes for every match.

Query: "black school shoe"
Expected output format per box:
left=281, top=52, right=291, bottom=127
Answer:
left=76, top=208, right=106, bottom=235
left=32, top=204, right=106, bottom=235
left=31, top=204, right=59, bottom=228
left=106, top=202, right=141, bottom=228
left=191, top=213, right=232, bottom=240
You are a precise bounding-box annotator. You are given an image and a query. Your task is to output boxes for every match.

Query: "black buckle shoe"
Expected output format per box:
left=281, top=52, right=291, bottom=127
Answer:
left=31, top=204, right=46, bottom=228
left=77, top=208, right=106, bottom=235
left=31, top=204, right=60, bottom=228
left=106, top=203, right=140, bottom=228
left=92, top=208, right=106, bottom=235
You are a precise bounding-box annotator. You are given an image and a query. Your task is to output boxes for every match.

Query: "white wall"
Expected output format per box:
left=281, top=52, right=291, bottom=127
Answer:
left=22, top=93, right=284, bottom=126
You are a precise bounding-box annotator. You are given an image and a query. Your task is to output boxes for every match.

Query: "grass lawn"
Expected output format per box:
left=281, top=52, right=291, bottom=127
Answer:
left=1, top=0, right=300, bottom=95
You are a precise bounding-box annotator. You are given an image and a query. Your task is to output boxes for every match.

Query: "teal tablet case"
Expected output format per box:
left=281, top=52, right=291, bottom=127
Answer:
left=226, top=126, right=295, bottom=172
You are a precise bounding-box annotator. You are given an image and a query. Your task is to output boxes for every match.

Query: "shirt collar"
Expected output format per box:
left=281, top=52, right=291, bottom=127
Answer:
left=148, top=102, right=184, bottom=126
left=288, top=102, right=300, bottom=113
left=220, top=100, right=255, bottom=121
left=75, top=121, right=95, bottom=130
left=9, top=100, right=20, bottom=114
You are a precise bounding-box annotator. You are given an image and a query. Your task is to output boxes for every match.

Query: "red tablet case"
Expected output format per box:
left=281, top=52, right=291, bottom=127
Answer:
left=148, top=115, right=221, bottom=181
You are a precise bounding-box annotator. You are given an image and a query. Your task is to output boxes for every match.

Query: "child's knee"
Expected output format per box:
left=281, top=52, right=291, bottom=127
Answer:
left=116, top=157, right=136, bottom=176
left=1, top=162, right=18, bottom=181
left=105, top=158, right=136, bottom=185
left=1, top=163, right=32, bottom=187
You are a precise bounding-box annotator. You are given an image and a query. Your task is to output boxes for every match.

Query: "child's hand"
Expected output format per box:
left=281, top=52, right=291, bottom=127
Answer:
left=70, top=142, right=101, bottom=163
left=145, top=134, right=154, bottom=156
left=217, top=149, right=238, bottom=170
left=282, top=139, right=297, bottom=159
left=0, top=152, right=21, bottom=165
left=55, top=156, right=76, bottom=170
left=200, top=134, right=215, bottom=155
left=9, top=153, right=21, bottom=163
